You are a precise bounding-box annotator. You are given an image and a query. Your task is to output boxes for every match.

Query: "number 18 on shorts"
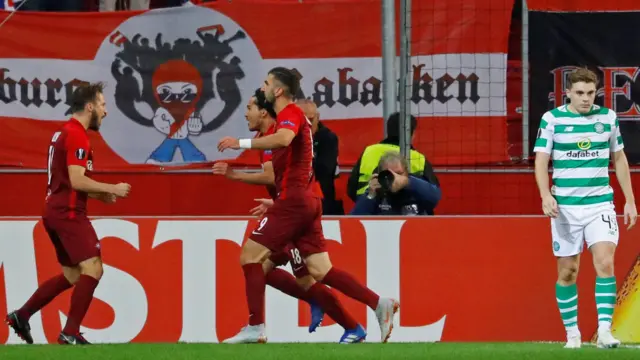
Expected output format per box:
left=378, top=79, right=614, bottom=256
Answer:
left=551, top=203, right=619, bottom=257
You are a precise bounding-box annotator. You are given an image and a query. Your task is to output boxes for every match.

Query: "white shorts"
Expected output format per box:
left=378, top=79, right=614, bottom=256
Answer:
left=551, top=202, right=619, bottom=257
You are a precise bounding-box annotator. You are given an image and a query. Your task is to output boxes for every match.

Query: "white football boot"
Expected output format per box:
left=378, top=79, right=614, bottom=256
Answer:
left=374, top=298, right=400, bottom=343
left=222, top=324, right=267, bottom=344
left=564, top=328, right=581, bottom=349
left=597, top=328, right=621, bottom=349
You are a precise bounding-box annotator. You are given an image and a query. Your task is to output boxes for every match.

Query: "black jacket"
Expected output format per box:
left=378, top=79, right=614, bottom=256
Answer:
left=313, top=122, right=342, bottom=214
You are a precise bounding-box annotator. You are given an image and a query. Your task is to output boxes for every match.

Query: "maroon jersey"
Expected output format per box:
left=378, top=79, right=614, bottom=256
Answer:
left=44, top=118, right=93, bottom=219
left=258, top=123, right=279, bottom=200
left=271, top=104, right=320, bottom=199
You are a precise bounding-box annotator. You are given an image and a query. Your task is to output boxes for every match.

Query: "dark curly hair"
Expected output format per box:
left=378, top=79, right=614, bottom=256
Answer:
left=254, top=88, right=277, bottom=119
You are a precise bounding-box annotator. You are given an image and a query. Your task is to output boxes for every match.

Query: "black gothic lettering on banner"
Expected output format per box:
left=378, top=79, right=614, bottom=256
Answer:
left=529, top=11, right=640, bottom=164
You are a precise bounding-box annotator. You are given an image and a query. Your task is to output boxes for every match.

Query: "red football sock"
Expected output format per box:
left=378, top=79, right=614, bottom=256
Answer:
left=266, top=268, right=312, bottom=302
left=18, top=274, right=72, bottom=320
left=321, top=268, right=380, bottom=310
left=62, top=275, right=99, bottom=335
left=307, top=282, right=358, bottom=330
left=243, top=263, right=266, bottom=326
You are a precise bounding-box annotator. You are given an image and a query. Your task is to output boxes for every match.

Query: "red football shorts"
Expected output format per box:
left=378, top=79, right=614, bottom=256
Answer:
left=251, top=196, right=326, bottom=259
left=42, top=216, right=101, bottom=267
left=268, top=243, right=310, bottom=278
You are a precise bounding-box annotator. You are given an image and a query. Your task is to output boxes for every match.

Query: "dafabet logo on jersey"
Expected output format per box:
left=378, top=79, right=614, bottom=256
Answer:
left=577, top=138, right=592, bottom=150
left=565, top=137, right=599, bottom=159
left=565, top=150, right=600, bottom=159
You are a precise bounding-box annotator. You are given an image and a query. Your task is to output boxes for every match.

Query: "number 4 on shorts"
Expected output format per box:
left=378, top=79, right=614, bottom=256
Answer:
left=601, top=214, right=618, bottom=233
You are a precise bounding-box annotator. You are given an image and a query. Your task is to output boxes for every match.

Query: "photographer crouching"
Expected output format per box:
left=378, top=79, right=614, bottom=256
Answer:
left=350, top=151, right=441, bottom=215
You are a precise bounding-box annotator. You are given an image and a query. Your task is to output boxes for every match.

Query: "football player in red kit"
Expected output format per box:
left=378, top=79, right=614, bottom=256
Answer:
left=5, top=82, right=131, bottom=345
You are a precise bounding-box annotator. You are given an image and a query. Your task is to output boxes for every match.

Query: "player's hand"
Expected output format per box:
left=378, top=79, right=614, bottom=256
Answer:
left=368, top=174, right=380, bottom=196
left=212, top=162, right=234, bottom=178
left=542, top=194, right=558, bottom=218
left=101, top=193, right=117, bottom=204
left=112, top=183, right=131, bottom=198
left=218, top=137, right=240, bottom=152
left=250, top=198, right=274, bottom=217
left=624, top=202, right=637, bottom=230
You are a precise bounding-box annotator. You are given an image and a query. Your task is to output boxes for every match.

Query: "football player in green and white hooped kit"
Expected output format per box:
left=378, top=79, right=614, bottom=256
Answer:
left=534, top=67, right=638, bottom=349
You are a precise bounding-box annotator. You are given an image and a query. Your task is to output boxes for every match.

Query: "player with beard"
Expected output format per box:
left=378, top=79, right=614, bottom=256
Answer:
left=218, top=69, right=399, bottom=344
left=214, top=89, right=363, bottom=343
left=5, top=82, right=131, bottom=345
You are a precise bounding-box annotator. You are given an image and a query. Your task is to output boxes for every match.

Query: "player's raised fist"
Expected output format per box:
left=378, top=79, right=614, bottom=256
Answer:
left=218, top=136, right=240, bottom=152
left=102, top=193, right=117, bottom=204
left=113, top=183, right=131, bottom=198
left=212, top=162, right=230, bottom=175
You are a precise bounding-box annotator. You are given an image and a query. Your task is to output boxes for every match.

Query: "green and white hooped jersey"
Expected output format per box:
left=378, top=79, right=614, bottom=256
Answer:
left=533, top=104, right=624, bottom=206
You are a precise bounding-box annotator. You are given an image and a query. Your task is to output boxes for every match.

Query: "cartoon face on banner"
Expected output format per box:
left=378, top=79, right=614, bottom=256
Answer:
left=94, top=6, right=263, bottom=165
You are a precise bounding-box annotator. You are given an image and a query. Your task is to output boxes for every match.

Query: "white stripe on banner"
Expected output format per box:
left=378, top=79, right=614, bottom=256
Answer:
left=0, top=53, right=507, bottom=121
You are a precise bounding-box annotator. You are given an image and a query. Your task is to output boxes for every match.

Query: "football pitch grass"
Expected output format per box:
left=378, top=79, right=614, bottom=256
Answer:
left=1, top=342, right=640, bottom=360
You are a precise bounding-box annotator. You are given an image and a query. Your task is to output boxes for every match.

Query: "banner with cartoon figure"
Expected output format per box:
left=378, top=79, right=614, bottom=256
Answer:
left=0, top=0, right=513, bottom=170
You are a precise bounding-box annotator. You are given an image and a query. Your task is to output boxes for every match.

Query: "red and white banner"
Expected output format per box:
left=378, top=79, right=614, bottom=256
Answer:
left=1, top=216, right=639, bottom=344
left=0, top=0, right=513, bottom=170
left=1, top=170, right=640, bottom=217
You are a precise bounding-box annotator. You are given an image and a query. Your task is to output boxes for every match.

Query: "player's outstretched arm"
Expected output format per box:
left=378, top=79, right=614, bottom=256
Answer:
left=613, top=150, right=637, bottom=229
left=212, top=161, right=275, bottom=185
left=68, top=165, right=130, bottom=198
left=243, top=129, right=296, bottom=150
left=88, top=192, right=117, bottom=204
left=232, top=161, right=275, bottom=185
left=230, top=172, right=274, bottom=185
left=218, top=130, right=295, bottom=152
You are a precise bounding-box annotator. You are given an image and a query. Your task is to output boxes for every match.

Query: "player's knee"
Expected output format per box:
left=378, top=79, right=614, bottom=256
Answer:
left=593, top=254, right=615, bottom=277
left=239, top=251, right=262, bottom=266
left=558, top=263, right=579, bottom=284
left=79, top=257, right=104, bottom=280
left=304, top=253, right=332, bottom=281
left=239, top=240, right=270, bottom=266
left=62, top=266, right=81, bottom=285
left=262, top=260, right=275, bottom=274
left=307, top=266, right=329, bottom=281
left=591, top=241, right=616, bottom=277
left=296, top=275, right=316, bottom=291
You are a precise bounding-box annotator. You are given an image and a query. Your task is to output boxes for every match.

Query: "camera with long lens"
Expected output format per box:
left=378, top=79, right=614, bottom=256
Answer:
left=376, top=169, right=395, bottom=194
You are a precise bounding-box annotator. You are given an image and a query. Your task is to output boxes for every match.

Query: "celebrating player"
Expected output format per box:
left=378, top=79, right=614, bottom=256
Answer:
left=215, top=88, right=364, bottom=344
left=5, top=82, right=131, bottom=345
left=218, top=68, right=399, bottom=344
left=534, top=68, right=637, bottom=349
left=213, top=88, right=324, bottom=338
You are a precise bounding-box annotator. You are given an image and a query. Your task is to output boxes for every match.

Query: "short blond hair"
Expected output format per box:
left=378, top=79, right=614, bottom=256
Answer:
left=567, top=68, right=598, bottom=89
